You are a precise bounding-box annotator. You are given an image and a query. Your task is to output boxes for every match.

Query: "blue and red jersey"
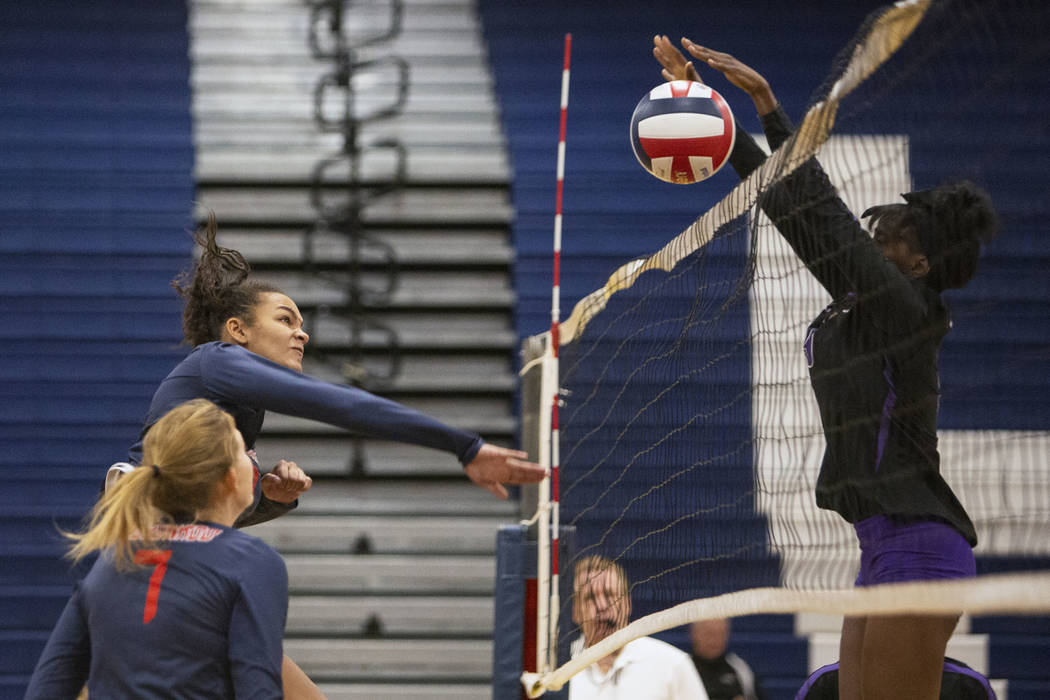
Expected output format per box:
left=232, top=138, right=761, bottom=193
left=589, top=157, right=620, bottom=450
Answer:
left=127, top=341, right=485, bottom=525
left=26, top=523, right=288, bottom=699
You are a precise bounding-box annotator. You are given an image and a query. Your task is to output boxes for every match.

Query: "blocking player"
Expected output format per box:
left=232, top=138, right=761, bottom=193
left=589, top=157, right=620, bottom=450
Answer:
left=652, top=34, right=997, bottom=700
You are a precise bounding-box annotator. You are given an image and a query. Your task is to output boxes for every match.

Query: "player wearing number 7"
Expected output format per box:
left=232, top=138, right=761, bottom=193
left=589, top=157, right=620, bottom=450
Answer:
left=27, top=400, right=288, bottom=699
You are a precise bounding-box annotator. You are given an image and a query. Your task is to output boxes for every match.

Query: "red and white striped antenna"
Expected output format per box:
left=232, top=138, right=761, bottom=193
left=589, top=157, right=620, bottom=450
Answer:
left=537, top=31, right=572, bottom=674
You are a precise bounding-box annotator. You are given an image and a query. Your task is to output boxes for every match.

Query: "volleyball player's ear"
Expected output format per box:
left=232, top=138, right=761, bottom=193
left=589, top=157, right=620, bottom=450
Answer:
left=218, top=466, right=238, bottom=495
left=224, top=316, right=249, bottom=344
left=911, top=255, right=930, bottom=279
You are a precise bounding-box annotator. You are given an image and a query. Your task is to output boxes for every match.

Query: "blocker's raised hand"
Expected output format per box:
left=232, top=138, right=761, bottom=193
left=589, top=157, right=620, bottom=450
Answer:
left=464, top=443, right=547, bottom=500
left=678, top=39, right=778, bottom=115
left=653, top=34, right=703, bottom=83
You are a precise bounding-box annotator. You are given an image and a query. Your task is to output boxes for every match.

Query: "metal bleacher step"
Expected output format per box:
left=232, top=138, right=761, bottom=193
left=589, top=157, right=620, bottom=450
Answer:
left=285, top=637, right=491, bottom=680
left=292, top=478, right=516, bottom=517
left=191, top=38, right=493, bottom=84
left=285, top=595, right=494, bottom=637
left=248, top=268, right=512, bottom=308
left=283, top=554, right=495, bottom=596
left=300, top=354, right=516, bottom=392
left=191, top=0, right=486, bottom=35
left=302, top=320, right=517, bottom=353
left=284, top=554, right=494, bottom=595
left=250, top=514, right=506, bottom=554
left=196, top=187, right=512, bottom=226
left=262, top=400, right=514, bottom=432
left=197, top=147, right=508, bottom=184
left=195, top=115, right=502, bottom=153
left=217, top=228, right=513, bottom=266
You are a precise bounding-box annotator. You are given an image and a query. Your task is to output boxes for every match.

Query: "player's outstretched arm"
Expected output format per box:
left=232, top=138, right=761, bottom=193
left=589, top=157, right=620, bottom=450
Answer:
left=463, top=444, right=547, bottom=500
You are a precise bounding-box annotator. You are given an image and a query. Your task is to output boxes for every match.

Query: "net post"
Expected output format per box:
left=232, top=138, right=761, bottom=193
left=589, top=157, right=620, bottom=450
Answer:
left=535, top=339, right=554, bottom=675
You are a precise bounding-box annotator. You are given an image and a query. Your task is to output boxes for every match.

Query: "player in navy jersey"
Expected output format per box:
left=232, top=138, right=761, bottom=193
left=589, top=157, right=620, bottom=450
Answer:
left=28, top=399, right=288, bottom=699
left=104, top=212, right=548, bottom=697
left=652, top=36, right=997, bottom=700
left=111, top=212, right=546, bottom=527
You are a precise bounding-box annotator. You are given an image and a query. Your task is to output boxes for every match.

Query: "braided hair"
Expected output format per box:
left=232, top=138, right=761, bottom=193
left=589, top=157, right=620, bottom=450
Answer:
left=862, top=180, right=998, bottom=292
left=171, top=212, right=284, bottom=346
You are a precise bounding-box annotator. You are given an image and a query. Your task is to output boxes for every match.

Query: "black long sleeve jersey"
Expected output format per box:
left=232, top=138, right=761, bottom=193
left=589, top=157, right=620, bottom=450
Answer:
left=727, top=106, right=976, bottom=545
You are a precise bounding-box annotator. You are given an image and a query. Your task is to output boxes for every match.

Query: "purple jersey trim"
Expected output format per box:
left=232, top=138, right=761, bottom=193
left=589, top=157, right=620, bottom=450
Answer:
left=943, top=660, right=997, bottom=699
left=875, top=356, right=897, bottom=471
left=794, top=662, right=838, bottom=699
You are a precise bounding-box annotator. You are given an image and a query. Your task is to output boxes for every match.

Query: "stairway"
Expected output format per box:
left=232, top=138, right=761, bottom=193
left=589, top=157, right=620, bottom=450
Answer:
left=189, top=0, right=518, bottom=697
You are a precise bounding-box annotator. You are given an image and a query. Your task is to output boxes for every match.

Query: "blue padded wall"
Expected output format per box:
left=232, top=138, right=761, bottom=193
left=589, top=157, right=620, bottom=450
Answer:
left=0, top=2, right=193, bottom=696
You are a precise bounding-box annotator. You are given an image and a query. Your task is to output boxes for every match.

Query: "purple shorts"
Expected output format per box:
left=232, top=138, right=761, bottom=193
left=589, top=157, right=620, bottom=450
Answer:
left=853, top=515, right=976, bottom=587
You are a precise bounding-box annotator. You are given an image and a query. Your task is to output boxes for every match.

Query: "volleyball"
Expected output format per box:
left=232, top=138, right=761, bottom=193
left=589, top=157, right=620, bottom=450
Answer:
left=630, top=80, right=736, bottom=184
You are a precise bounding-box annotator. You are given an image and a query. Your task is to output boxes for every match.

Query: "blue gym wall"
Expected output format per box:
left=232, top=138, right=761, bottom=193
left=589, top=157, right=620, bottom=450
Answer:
left=0, top=2, right=193, bottom=696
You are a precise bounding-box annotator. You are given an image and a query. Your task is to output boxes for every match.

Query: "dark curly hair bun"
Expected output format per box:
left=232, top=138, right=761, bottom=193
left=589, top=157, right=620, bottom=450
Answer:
left=906, top=180, right=998, bottom=292
left=171, top=212, right=283, bottom=346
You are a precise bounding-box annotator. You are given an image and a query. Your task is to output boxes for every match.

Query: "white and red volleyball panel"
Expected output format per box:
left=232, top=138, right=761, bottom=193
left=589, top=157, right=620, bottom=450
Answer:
left=630, top=80, right=736, bottom=184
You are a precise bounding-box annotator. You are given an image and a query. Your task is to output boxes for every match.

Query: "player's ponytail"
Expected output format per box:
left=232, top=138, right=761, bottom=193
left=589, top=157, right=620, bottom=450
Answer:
left=67, top=400, right=242, bottom=569
left=171, top=212, right=284, bottom=346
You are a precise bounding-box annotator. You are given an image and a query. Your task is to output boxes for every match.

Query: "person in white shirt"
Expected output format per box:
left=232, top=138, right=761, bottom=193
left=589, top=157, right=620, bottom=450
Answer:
left=569, top=555, right=709, bottom=700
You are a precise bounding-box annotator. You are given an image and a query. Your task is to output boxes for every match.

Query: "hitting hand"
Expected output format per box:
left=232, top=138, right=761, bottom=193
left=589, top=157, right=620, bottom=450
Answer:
left=465, top=444, right=547, bottom=500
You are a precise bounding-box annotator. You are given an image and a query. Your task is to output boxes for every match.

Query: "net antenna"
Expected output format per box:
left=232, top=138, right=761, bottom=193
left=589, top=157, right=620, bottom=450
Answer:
left=523, top=0, right=1050, bottom=696
left=533, top=32, right=573, bottom=678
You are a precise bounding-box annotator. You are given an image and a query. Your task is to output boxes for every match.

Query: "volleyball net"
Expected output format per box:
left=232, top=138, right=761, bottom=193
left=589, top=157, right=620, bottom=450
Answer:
left=519, top=0, right=1050, bottom=694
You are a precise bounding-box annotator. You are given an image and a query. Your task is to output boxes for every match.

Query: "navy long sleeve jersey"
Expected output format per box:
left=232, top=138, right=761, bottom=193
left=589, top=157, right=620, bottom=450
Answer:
left=728, top=107, right=976, bottom=545
left=128, top=342, right=486, bottom=526
left=26, top=524, right=288, bottom=699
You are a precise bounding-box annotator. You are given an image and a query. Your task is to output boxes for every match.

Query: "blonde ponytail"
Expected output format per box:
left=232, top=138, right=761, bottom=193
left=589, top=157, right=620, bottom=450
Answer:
left=67, top=399, right=241, bottom=569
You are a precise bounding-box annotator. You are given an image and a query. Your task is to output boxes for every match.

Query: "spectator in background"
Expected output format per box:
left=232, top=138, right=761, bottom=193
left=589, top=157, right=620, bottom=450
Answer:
left=690, top=618, right=766, bottom=700
left=569, top=555, right=709, bottom=700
